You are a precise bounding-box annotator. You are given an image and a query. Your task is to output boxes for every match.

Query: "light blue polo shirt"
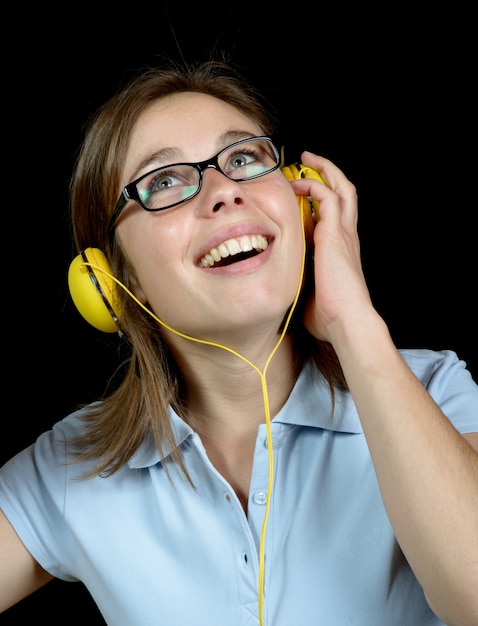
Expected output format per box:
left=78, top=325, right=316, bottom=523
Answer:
left=1, top=348, right=477, bottom=625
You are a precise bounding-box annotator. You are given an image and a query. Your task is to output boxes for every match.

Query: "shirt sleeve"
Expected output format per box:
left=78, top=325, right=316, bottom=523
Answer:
left=400, top=348, right=478, bottom=433
left=0, top=416, right=82, bottom=581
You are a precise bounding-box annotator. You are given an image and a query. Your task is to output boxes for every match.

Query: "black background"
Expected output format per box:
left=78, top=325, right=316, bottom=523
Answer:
left=2, top=2, right=477, bottom=622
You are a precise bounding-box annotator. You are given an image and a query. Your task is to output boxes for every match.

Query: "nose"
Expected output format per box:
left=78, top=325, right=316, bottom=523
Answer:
left=198, top=167, right=245, bottom=215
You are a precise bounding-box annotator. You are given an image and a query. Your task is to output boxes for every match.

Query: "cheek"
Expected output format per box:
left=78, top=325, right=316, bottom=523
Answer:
left=269, top=175, right=303, bottom=220
left=117, top=214, right=190, bottom=305
left=272, top=184, right=305, bottom=242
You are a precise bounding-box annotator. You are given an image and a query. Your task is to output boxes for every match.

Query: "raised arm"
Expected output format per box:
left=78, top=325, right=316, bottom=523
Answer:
left=291, top=152, right=478, bottom=626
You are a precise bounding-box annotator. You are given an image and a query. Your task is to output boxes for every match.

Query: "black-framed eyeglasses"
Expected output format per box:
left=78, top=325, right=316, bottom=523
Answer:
left=110, top=136, right=281, bottom=229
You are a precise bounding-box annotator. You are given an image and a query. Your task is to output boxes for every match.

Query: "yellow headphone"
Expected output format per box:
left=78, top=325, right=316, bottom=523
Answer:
left=68, top=247, right=122, bottom=334
left=67, top=164, right=324, bottom=334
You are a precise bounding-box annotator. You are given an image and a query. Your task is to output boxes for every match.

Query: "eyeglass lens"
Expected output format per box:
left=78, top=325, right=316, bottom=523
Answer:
left=135, top=137, right=278, bottom=211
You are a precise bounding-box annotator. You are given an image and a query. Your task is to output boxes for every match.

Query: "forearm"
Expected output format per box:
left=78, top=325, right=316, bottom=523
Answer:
left=330, top=310, right=478, bottom=626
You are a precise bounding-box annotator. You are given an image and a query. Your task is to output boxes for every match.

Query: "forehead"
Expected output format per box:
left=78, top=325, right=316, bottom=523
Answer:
left=124, top=92, right=264, bottom=169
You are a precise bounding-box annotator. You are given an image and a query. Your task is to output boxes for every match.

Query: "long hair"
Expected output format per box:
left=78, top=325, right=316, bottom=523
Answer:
left=69, top=59, right=346, bottom=481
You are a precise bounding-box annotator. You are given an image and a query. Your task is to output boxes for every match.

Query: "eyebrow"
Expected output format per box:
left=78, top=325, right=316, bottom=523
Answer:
left=130, top=130, right=259, bottom=181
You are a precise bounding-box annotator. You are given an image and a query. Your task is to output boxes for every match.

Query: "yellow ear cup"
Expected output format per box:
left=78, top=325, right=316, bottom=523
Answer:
left=68, top=247, right=122, bottom=333
left=281, top=163, right=324, bottom=244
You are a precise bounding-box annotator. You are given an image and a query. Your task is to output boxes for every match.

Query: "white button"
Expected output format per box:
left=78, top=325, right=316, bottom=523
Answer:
left=263, top=435, right=280, bottom=448
left=253, top=491, right=267, bottom=505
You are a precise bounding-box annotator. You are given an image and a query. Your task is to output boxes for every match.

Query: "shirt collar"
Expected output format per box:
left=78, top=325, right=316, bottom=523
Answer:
left=274, top=359, right=362, bottom=433
left=128, top=360, right=362, bottom=469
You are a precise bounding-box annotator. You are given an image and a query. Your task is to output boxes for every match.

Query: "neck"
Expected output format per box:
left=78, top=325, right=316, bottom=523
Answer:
left=171, top=331, right=301, bottom=513
left=176, top=333, right=300, bottom=435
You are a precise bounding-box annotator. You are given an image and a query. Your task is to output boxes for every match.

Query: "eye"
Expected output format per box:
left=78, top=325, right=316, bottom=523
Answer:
left=230, top=152, right=250, bottom=169
left=150, top=169, right=186, bottom=191
left=139, top=173, right=178, bottom=205
left=156, top=176, right=173, bottom=189
left=228, top=150, right=256, bottom=173
left=224, top=140, right=275, bottom=180
left=137, top=165, right=199, bottom=209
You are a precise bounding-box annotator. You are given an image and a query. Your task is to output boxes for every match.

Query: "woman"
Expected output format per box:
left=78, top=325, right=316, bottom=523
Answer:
left=1, top=60, right=477, bottom=625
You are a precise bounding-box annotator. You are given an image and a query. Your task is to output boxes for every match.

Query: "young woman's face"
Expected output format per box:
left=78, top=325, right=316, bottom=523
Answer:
left=116, top=91, right=305, bottom=341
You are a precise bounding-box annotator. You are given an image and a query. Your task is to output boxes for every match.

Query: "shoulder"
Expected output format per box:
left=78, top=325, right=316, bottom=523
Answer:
left=399, top=348, right=475, bottom=386
left=1, top=403, right=102, bottom=482
left=399, top=348, right=478, bottom=432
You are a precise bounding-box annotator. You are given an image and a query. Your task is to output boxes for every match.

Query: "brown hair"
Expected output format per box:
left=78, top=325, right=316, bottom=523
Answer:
left=69, top=59, right=346, bottom=481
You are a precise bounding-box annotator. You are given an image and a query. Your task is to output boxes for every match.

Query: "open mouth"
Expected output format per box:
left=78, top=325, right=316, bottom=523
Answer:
left=199, top=234, right=269, bottom=268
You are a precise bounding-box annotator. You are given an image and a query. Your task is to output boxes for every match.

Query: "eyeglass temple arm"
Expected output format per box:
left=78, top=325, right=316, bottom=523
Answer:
left=109, top=190, right=129, bottom=231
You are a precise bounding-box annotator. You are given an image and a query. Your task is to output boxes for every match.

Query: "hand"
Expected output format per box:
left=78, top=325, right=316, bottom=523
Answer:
left=289, top=152, right=375, bottom=343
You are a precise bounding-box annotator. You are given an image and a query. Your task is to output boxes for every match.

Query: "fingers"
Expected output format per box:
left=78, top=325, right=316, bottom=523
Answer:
left=289, top=151, right=358, bottom=230
left=300, top=152, right=354, bottom=192
left=293, top=153, right=368, bottom=342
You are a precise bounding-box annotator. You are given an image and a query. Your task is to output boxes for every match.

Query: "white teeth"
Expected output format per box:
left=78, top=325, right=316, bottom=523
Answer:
left=199, top=234, right=268, bottom=267
left=217, top=242, right=229, bottom=257
left=226, top=239, right=241, bottom=255
left=238, top=235, right=253, bottom=252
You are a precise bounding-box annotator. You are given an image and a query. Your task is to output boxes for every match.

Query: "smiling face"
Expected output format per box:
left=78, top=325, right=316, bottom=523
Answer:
left=115, top=91, right=305, bottom=344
